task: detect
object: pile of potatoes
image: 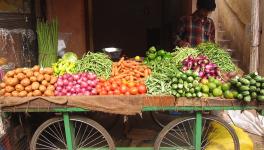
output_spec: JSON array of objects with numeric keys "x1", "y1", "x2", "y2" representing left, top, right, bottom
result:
[{"x1": 0, "y1": 65, "x2": 57, "y2": 97}]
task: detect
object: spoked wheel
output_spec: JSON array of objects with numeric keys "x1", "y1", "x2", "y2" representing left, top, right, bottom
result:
[
  {"x1": 30, "y1": 116, "x2": 115, "y2": 150},
  {"x1": 154, "y1": 115, "x2": 239, "y2": 150},
  {"x1": 151, "y1": 111, "x2": 182, "y2": 128}
]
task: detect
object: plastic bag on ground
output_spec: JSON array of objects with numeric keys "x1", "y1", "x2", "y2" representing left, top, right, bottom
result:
[{"x1": 205, "y1": 121, "x2": 253, "y2": 150}]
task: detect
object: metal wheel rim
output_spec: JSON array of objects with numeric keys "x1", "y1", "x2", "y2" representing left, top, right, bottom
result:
[
  {"x1": 154, "y1": 116, "x2": 239, "y2": 150},
  {"x1": 31, "y1": 117, "x2": 114, "y2": 150}
]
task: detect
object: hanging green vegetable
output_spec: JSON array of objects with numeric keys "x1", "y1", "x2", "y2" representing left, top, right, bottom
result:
[{"x1": 37, "y1": 19, "x2": 58, "y2": 68}]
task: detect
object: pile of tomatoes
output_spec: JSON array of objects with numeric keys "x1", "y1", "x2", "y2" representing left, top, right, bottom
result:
[{"x1": 96, "y1": 78, "x2": 147, "y2": 95}]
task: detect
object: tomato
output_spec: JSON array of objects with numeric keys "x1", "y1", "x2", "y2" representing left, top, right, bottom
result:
[
  {"x1": 100, "y1": 90, "x2": 107, "y2": 95},
  {"x1": 137, "y1": 84, "x2": 147, "y2": 94},
  {"x1": 120, "y1": 85, "x2": 128, "y2": 94},
  {"x1": 122, "y1": 79, "x2": 128, "y2": 85},
  {"x1": 111, "y1": 83, "x2": 118, "y2": 91},
  {"x1": 125, "y1": 91, "x2": 130, "y2": 95},
  {"x1": 116, "y1": 80, "x2": 122, "y2": 86},
  {"x1": 129, "y1": 87, "x2": 138, "y2": 95},
  {"x1": 114, "y1": 89, "x2": 121, "y2": 95},
  {"x1": 108, "y1": 91, "x2": 114, "y2": 95},
  {"x1": 127, "y1": 82, "x2": 135, "y2": 88},
  {"x1": 105, "y1": 85, "x2": 111, "y2": 92}
]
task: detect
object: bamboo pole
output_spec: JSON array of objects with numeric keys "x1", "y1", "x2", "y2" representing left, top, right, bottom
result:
[{"x1": 250, "y1": 0, "x2": 260, "y2": 72}]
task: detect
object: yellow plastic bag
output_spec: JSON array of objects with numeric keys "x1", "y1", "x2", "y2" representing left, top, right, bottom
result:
[{"x1": 206, "y1": 121, "x2": 253, "y2": 150}]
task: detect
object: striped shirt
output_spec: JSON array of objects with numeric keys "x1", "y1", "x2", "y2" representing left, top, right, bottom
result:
[{"x1": 174, "y1": 13, "x2": 215, "y2": 47}]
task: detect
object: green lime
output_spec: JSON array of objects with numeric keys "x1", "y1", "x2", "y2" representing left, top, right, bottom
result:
[
  {"x1": 195, "y1": 86, "x2": 202, "y2": 92},
  {"x1": 181, "y1": 74, "x2": 187, "y2": 80},
  {"x1": 213, "y1": 79, "x2": 222, "y2": 86},
  {"x1": 221, "y1": 83, "x2": 231, "y2": 91},
  {"x1": 208, "y1": 77, "x2": 215, "y2": 83},
  {"x1": 187, "y1": 76, "x2": 194, "y2": 82},
  {"x1": 156, "y1": 56, "x2": 162, "y2": 61},
  {"x1": 208, "y1": 83, "x2": 217, "y2": 90},
  {"x1": 202, "y1": 85, "x2": 209, "y2": 93},
  {"x1": 213, "y1": 88, "x2": 223, "y2": 97},
  {"x1": 224, "y1": 90, "x2": 234, "y2": 99}
]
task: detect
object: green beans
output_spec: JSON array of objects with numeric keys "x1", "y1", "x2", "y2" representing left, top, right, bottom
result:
[
  {"x1": 75, "y1": 52, "x2": 113, "y2": 79},
  {"x1": 196, "y1": 42, "x2": 237, "y2": 72},
  {"x1": 171, "y1": 47, "x2": 200, "y2": 66}
]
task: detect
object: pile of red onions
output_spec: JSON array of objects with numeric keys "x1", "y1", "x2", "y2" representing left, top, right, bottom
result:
[
  {"x1": 182, "y1": 55, "x2": 221, "y2": 79},
  {"x1": 55, "y1": 72, "x2": 99, "y2": 96}
]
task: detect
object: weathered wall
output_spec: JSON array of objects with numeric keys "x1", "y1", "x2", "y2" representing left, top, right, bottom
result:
[
  {"x1": 46, "y1": 0, "x2": 87, "y2": 57},
  {"x1": 217, "y1": 0, "x2": 251, "y2": 73},
  {"x1": 259, "y1": 1, "x2": 264, "y2": 76}
]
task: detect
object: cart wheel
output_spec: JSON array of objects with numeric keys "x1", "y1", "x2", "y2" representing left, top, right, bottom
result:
[
  {"x1": 154, "y1": 115, "x2": 239, "y2": 150},
  {"x1": 151, "y1": 111, "x2": 183, "y2": 128},
  {"x1": 30, "y1": 116, "x2": 115, "y2": 150}
]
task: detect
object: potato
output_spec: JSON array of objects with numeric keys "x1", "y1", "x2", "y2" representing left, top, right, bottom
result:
[
  {"x1": 21, "y1": 78, "x2": 31, "y2": 87},
  {"x1": 41, "y1": 80, "x2": 48, "y2": 87},
  {"x1": 22, "y1": 68, "x2": 31, "y2": 74},
  {"x1": 25, "y1": 70, "x2": 34, "y2": 77},
  {"x1": 44, "y1": 90, "x2": 54, "y2": 96},
  {"x1": 18, "y1": 91, "x2": 27, "y2": 97},
  {"x1": 47, "y1": 85, "x2": 55, "y2": 91},
  {"x1": 17, "y1": 73, "x2": 26, "y2": 80},
  {"x1": 32, "y1": 65, "x2": 40, "y2": 72},
  {"x1": 50, "y1": 76, "x2": 58, "y2": 84},
  {"x1": 27, "y1": 92, "x2": 33, "y2": 97},
  {"x1": 5, "y1": 78, "x2": 19, "y2": 86},
  {"x1": 44, "y1": 74, "x2": 51, "y2": 82},
  {"x1": 44, "y1": 67, "x2": 53, "y2": 75},
  {"x1": 32, "y1": 82, "x2": 40, "y2": 90},
  {"x1": 15, "y1": 68, "x2": 23, "y2": 74},
  {"x1": 4, "y1": 93, "x2": 11, "y2": 97},
  {"x1": 6, "y1": 71, "x2": 15, "y2": 77},
  {"x1": 0, "y1": 83, "x2": 6, "y2": 88},
  {"x1": 0, "y1": 89, "x2": 5, "y2": 96},
  {"x1": 39, "y1": 85, "x2": 47, "y2": 92},
  {"x1": 37, "y1": 74, "x2": 44, "y2": 82},
  {"x1": 15, "y1": 84, "x2": 24, "y2": 92},
  {"x1": 11, "y1": 91, "x2": 19, "y2": 97},
  {"x1": 34, "y1": 72, "x2": 40, "y2": 77},
  {"x1": 30, "y1": 76, "x2": 37, "y2": 82},
  {"x1": 33, "y1": 90, "x2": 42, "y2": 96},
  {"x1": 39, "y1": 69, "x2": 45, "y2": 74},
  {"x1": 25, "y1": 85, "x2": 32, "y2": 92},
  {"x1": 5, "y1": 86, "x2": 15, "y2": 93}
]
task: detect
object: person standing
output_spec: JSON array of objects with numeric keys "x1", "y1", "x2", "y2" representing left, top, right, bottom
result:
[{"x1": 174, "y1": 0, "x2": 216, "y2": 47}]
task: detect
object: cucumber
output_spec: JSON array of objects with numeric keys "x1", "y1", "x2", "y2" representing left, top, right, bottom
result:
[
  {"x1": 260, "y1": 89, "x2": 264, "y2": 95},
  {"x1": 251, "y1": 92, "x2": 257, "y2": 99},
  {"x1": 244, "y1": 75, "x2": 252, "y2": 80},
  {"x1": 254, "y1": 76, "x2": 262, "y2": 82},
  {"x1": 242, "y1": 91, "x2": 250, "y2": 96},
  {"x1": 256, "y1": 88, "x2": 261, "y2": 92},
  {"x1": 250, "y1": 79, "x2": 256, "y2": 85},
  {"x1": 243, "y1": 95, "x2": 251, "y2": 102},
  {"x1": 237, "y1": 94, "x2": 243, "y2": 100},
  {"x1": 239, "y1": 78, "x2": 250, "y2": 85},
  {"x1": 239, "y1": 86, "x2": 250, "y2": 91},
  {"x1": 249, "y1": 86, "x2": 257, "y2": 92},
  {"x1": 249, "y1": 72, "x2": 258, "y2": 78},
  {"x1": 256, "y1": 83, "x2": 261, "y2": 87},
  {"x1": 230, "y1": 78, "x2": 238, "y2": 85},
  {"x1": 262, "y1": 83, "x2": 264, "y2": 88},
  {"x1": 236, "y1": 82, "x2": 242, "y2": 87},
  {"x1": 257, "y1": 95, "x2": 264, "y2": 102}
]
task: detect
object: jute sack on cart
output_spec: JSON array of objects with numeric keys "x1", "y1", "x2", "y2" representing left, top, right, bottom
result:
[{"x1": 205, "y1": 121, "x2": 253, "y2": 150}]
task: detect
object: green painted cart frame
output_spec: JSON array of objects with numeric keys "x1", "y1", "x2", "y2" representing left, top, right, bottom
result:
[{"x1": 1, "y1": 97, "x2": 263, "y2": 150}]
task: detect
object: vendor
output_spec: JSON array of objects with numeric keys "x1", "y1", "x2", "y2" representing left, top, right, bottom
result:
[{"x1": 174, "y1": 0, "x2": 216, "y2": 47}]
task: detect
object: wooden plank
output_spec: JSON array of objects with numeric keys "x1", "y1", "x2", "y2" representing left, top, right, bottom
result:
[{"x1": 250, "y1": 0, "x2": 260, "y2": 72}]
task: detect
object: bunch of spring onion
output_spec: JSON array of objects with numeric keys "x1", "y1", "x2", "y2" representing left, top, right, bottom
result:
[
  {"x1": 182, "y1": 55, "x2": 221, "y2": 80},
  {"x1": 37, "y1": 19, "x2": 58, "y2": 68}
]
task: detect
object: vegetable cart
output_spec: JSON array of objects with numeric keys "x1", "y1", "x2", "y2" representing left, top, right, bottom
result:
[{"x1": 1, "y1": 96, "x2": 263, "y2": 150}]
